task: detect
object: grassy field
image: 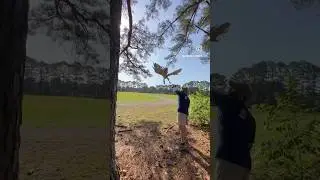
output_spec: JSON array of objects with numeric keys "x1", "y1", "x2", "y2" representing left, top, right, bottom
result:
[
  {"x1": 22, "y1": 92, "x2": 319, "y2": 140},
  {"x1": 117, "y1": 92, "x2": 169, "y2": 103},
  {"x1": 22, "y1": 92, "x2": 176, "y2": 128},
  {"x1": 157, "y1": 93, "x2": 178, "y2": 100},
  {"x1": 26, "y1": 92, "x2": 314, "y2": 143}
]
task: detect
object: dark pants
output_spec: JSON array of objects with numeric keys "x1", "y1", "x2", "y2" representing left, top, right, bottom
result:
[{"x1": 215, "y1": 158, "x2": 250, "y2": 180}]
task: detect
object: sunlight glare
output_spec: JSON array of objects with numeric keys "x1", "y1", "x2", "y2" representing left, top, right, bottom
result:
[{"x1": 120, "y1": 16, "x2": 129, "y2": 32}]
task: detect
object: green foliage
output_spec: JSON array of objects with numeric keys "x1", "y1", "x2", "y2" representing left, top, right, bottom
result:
[
  {"x1": 253, "y1": 77, "x2": 320, "y2": 180},
  {"x1": 189, "y1": 90, "x2": 210, "y2": 126},
  {"x1": 255, "y1": 104, "x2": 272, "y2": 113},
  {"x1": 146, "y1": 0, "x2": 211, "y2": 65}
]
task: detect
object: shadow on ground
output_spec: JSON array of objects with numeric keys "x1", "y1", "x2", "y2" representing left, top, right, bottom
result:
[{"x1": 116, "y1": 120, "x2": 210, "y2": 180}]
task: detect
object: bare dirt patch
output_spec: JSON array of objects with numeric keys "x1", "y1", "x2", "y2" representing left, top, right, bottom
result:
[
  {"x1": 20, "y1": 124, "x2": 209, "y2": 180},
  {"x1": 116, "y1": 123, "x2": 210, "y2": 180}
]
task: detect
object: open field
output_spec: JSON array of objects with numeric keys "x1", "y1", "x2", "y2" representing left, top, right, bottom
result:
[
  {"x1": 117, "y1": 92, "x2": 172, "y2": 103},
  {"x1": 22, "y1": 93, "x2": 176, "y2": 128},
  {"x1": 20, "y1": 92, "x2": 209, "y2": 180}
]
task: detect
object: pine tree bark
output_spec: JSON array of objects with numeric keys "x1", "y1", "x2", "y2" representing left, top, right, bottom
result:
[
  {"x1": 209, "y1": 1, "x2": 216, "y2": 178},
  {"x1": 106, "y1": 0, "x2": 122, "y2": 179},
  {"x1": 0, "y1": 0, "x2": 29, "y2": 179}
]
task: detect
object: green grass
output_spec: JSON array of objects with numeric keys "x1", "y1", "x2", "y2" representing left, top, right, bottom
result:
[
  {"x1": 249, "y1": 109, "x2": 320, "y2": 143},
  {"x1": 157, "y1": 93, "x2": 177, "y2": 100},
  {"x1": 118, "y1": 92, "x2": 177, "y2": 102},
  {"x1": 23, "y1": 95, "x2": 111, "y2": 128},
  {"x1": 22, "y1": 93, "x2": 177, "y2": 128},
  {"x1": 117, "y1": 104, "x2": 176, "y2": 127},
  {"x1": 212, "y1": 107, "x2": 319, "y2": 143},
  {"x1": 117, "y1": 92, "x2": 162, "y2": 103}
]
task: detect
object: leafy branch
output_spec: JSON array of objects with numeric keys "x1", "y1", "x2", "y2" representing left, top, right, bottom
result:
[{"x1": 29, "y1": 0, "x2": 162, "y2": 80}]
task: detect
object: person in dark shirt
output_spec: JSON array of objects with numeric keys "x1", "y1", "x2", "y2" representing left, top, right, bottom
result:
[
  {"x1": 211, "y1": 80, "x2": 256, "y2": 180},
  {"x1": 172, "y1": 86, "x2": 190, "y2": 148}
]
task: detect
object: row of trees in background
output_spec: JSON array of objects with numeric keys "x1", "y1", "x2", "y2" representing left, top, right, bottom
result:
[
  {"x1": 25, "y1": 56, "x2": 320, "y2": 110},
  {"x1": 24, "y1": 57, "x2": 210, "y2": 97},
  {"x1": 211, "y1": 60, "x2": 320, "y2": 111},
  {"x1": 118, "y1": 80, "x2": 210, "y2": 94}
]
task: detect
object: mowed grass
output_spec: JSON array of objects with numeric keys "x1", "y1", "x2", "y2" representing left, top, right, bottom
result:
[
  {"x1": 117, "y1": 92, "x2": 163, "y2": 103},
  {"x1": 211, "y1": 107, "x2": 319, "y2": 143},
  {"x1": 117, "y1": 104, "x2": 177, "y2": 127},
  {"x1": 157, "y1": 93, "x2": 177, "y2": 100},
  {"x1": 22, "y1": 95, "x2": 111, "y2": 128},
  {"x1": 22, "y1": 93, "x2": 177, "y2": 128}
]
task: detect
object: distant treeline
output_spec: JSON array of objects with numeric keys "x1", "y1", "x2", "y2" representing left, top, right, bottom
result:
[
  {"x1": 24, "y1": 77, "x2": 112, "y2": 98},
  {"x1": 24, "y1": 56, "x2": 320, "y2": 110},
  {"x1": 24, "y1": 56, "x2": 210, "y2": 97},
  {"x1": 211, "y1": 60, "x2": 320, "y2": 110},
  {"x1": 23, "y1": 77, "x2": 210, "y2": 98}
]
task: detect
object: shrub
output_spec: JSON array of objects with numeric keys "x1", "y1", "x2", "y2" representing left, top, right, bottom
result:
[
  {"x1": 189, "y1": 90, "x2": 210, "y2": 126},
  {"x1": 252, "y1": 78, "x2": 320, "y2": 180}
]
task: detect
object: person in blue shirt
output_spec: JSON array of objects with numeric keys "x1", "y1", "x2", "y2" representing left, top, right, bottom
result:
[
  {"x1": 172, "y1": 85, "x2": 190, "y2": 148},
  {"x1": 211, "y1": 80, "x2": 256, "y2": 180}
]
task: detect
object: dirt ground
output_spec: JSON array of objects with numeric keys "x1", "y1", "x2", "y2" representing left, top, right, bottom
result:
[
  {"x1": 20, "y1": 124, "x2": 210, "y2": 180},
  {"x1": 116, "y1": 123, "x2": 210, "y2": 180}
]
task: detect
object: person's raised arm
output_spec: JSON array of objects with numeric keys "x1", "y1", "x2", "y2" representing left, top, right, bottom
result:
[{"x1": 171, "y1": 85, "x2": 181, "y2": 95}]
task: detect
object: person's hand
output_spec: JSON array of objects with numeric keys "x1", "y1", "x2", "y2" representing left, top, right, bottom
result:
[{"x1": 171, "y1": 85, "x2": 180, "y2": 91}]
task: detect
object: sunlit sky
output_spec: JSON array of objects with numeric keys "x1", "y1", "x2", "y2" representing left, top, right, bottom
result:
[{"x1": 118, "y1": 1, "x2": 210, "y2": 86}]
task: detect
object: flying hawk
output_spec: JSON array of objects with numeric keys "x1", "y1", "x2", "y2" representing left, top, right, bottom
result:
[{"x1": 153, "y1": 63, "x2": 182, "y2": 84}]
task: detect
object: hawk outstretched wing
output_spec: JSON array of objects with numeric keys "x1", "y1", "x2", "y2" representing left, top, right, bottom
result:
[
  {"x1": 167, "y1": 68, "x2": 182, "y2": 77},
  {"x1": 153, "y1": 63, "x2": 168, "y2": 77},
  {"x1": 153, "y1": 63, "x2": 182, "y2": 84}
]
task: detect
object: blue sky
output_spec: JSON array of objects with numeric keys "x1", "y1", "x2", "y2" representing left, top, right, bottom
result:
[{"x1": 118, "y1": 0, "x2": 210, "y2": 86}]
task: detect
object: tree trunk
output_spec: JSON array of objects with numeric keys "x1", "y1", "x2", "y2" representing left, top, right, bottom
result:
[
  {"x1": 106, "y1": 0, "x2": 122, "y2": 179},
  {"x1": 0, "y1": 0, "x2": 29, "y2": 179},
  {"x1": 210, "y1": 0, "x2": 216, "y2": 178}
]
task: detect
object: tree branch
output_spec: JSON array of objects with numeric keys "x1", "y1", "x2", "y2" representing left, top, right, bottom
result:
[
  {"x1": 194, "y1": 24, "x2": 209, "y2": 35},
  {"x1": 120, "y1": 0, "x2": 133, "y2": 56},
  {"x1": 158, "y1": 0, "x2": 205, "y2": 38},
  {"x1": 166, "y1": 3, "x2": 199, "y2": 64}
]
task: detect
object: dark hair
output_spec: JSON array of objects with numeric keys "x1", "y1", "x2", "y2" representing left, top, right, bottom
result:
[
  {"x1": 182, "y1": 87, "x2": 188, "y2": 94},
  {"x1": 227, "y1": 84, "x2": 252, "y2": 101}
]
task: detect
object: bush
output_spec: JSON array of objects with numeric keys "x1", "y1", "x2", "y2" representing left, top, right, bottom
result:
[
  {"x1": 189, "y1": 91, "x2": 210, "y2": 126},
  {"x1": 252, "y1": 78, "x2": 320, "y2": 180}
]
